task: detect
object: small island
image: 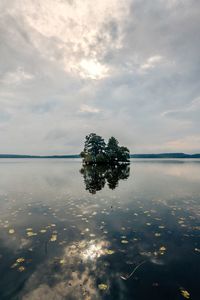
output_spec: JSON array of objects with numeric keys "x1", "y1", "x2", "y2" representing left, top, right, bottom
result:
[{"x1": 80, "y1": 133, "x2": 130, "y2": 165}]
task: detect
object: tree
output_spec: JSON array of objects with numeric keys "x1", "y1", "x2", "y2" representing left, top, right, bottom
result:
[
  {"x1": 80, "y1": 133, "x2": 130, "y2": 164},
  {"x1": 118, "y1": 146, "x2": 130, "y2": 162},
  {"x1": 106, "y1": 137, "x2": 119, "y2": 162},
  {"x1": 106, "y1": 137, "x2": 130, "y2": 163},
  {"x1": 81, "y1": 133, "x2": 106, "y2": 164}
]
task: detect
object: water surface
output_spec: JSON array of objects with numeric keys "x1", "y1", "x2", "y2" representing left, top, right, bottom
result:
[{"x1": 0, "y1": 159, "x2": 199, "y2": 300}]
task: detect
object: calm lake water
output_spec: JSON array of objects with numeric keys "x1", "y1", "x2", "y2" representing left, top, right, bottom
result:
[{"x1": 0, "y1": 159, "x2": 199, "y2": 300}]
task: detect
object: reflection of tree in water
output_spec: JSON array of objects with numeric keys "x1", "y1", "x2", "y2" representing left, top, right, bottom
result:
[{"x1": 80, "y1": 164, "x2": 130, "y2": 194}]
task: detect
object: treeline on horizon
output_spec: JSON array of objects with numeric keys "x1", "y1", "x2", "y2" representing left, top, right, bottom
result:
[{"x1": 0, "y1": 153, "x2": 200, "y2": 159}]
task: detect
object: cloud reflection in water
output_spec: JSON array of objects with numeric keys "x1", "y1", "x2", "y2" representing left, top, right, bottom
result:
[{"x1": 21, "y1": 239, "x2": 112, "y2": 300}]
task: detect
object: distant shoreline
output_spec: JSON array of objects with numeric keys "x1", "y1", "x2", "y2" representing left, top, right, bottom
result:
[{"x1": 0, "y1": 153, "x2": 200, "y2": 159}]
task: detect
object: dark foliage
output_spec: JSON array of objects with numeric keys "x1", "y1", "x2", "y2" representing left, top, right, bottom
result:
[{"x1": 80, "y1": 133, "x2": 130, "y2": 164}]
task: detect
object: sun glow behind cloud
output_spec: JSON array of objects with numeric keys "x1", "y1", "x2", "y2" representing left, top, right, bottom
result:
[
  {"x1": 6, "y1": 0, "x2": 128, "y2": 79},
  {"x1": 79, "y1": 59, "x2": 109, "y2": 79}
]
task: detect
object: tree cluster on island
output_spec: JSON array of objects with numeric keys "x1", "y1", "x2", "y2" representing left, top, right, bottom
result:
[{"x1": 80, "y1": 133, "x2": 130, "y2": 164}]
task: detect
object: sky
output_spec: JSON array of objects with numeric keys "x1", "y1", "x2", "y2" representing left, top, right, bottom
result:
[{"x1": 0, "y1": 0, "x2": 200, "y2": 155}]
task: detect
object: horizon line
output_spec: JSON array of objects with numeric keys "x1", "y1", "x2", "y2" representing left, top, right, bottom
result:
[{"x1": 0, "y1": 152, "x2": 200, "y2": 158}]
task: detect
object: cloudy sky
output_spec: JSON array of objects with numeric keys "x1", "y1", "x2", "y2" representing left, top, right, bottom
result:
[{"x1": 0, "y1": 0, "x2": 200, "y2": 155}]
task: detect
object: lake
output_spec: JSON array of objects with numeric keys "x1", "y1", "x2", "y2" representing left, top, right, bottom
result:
[{"x1": 0, "y1": 159, "x2": 199, "y2": 300}]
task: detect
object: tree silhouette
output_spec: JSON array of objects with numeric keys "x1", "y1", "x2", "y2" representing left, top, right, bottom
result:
[
  {"x1": 80, "y1": 164, "x2": 130, "y2": 194},
  {"x1": 80, "y1": 133, "x2": 130, "y2": 164}
]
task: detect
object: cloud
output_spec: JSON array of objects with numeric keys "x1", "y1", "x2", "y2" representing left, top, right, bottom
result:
[
  {"x1": 0, "y1": 0, "x2": 200, "y2": 154},
  {"x1": 79, "y1": 104, "x2": 101, "y2": 114},
  {"x1": 140, "y1": 55, "x2": 163, "y2": 71},
  {"x1": 162, "y1": 97, "x2": 200, "y2": 117},
  {"x1": 165, "y1": 135, "x2": 200, "y2": 152},
  {"x1": 0, "y1": 67, "x2": 34, "y2": 85},
  {"x1": 78, "y1": 59, "x2": 109, "y2": 79},
  {"x1": 20, "y1": 239, "x2": 112, "y2": 300}
]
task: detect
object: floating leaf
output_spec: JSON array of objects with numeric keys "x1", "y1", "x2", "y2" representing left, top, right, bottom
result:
[
  {"x1": 194, "y1": 248, "x2": 200, "y2": 253},
  {"x1": 27, "y1": 231, "x2": 37, "y2": 237},
  {"x1": 40, "y1": 229, "x2": 47, "y2": 233},
  {"x1": 50, "y1": 234, "x2": 57, "y2": 242},
  {"x1": 121, "y1": 240, "x2": 129, "y2": 244},
  {"x1": 9, "y1": 229, "x2": 15, "y2": 234},
  {"x1": 60, "y1": 259, "x2": 65, "y2": 264},
  {"x1": 178, "y1": 220, "x2": 184, "y2": 224},
  {"x1": 159, "y1": 246, "x2": 166, "y2": 251},
  {"x1": 105, "y1": 249, "x2": 115, "y2": 255},
  {"x1": 158, "y1": 226, "x2": 165, "y2": 229},
  {"x1": 18, "y1": 266, "x2": 25, "y2": 272},
  {"x1": 180, "y1": 288, "x2": 190, "y2": 299},
  {"x1": 11, "y1": 263, "x2": 18, "y2": 269},
  {"x1": 16, "y1": 257, "x2": 25, "y2": 263},
  {"x1": 98, "y1": 283, "x2": 108, "y2": 290},
  {"x1": 155, "y1": 233, "x2": 161, "y2": 237}
]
